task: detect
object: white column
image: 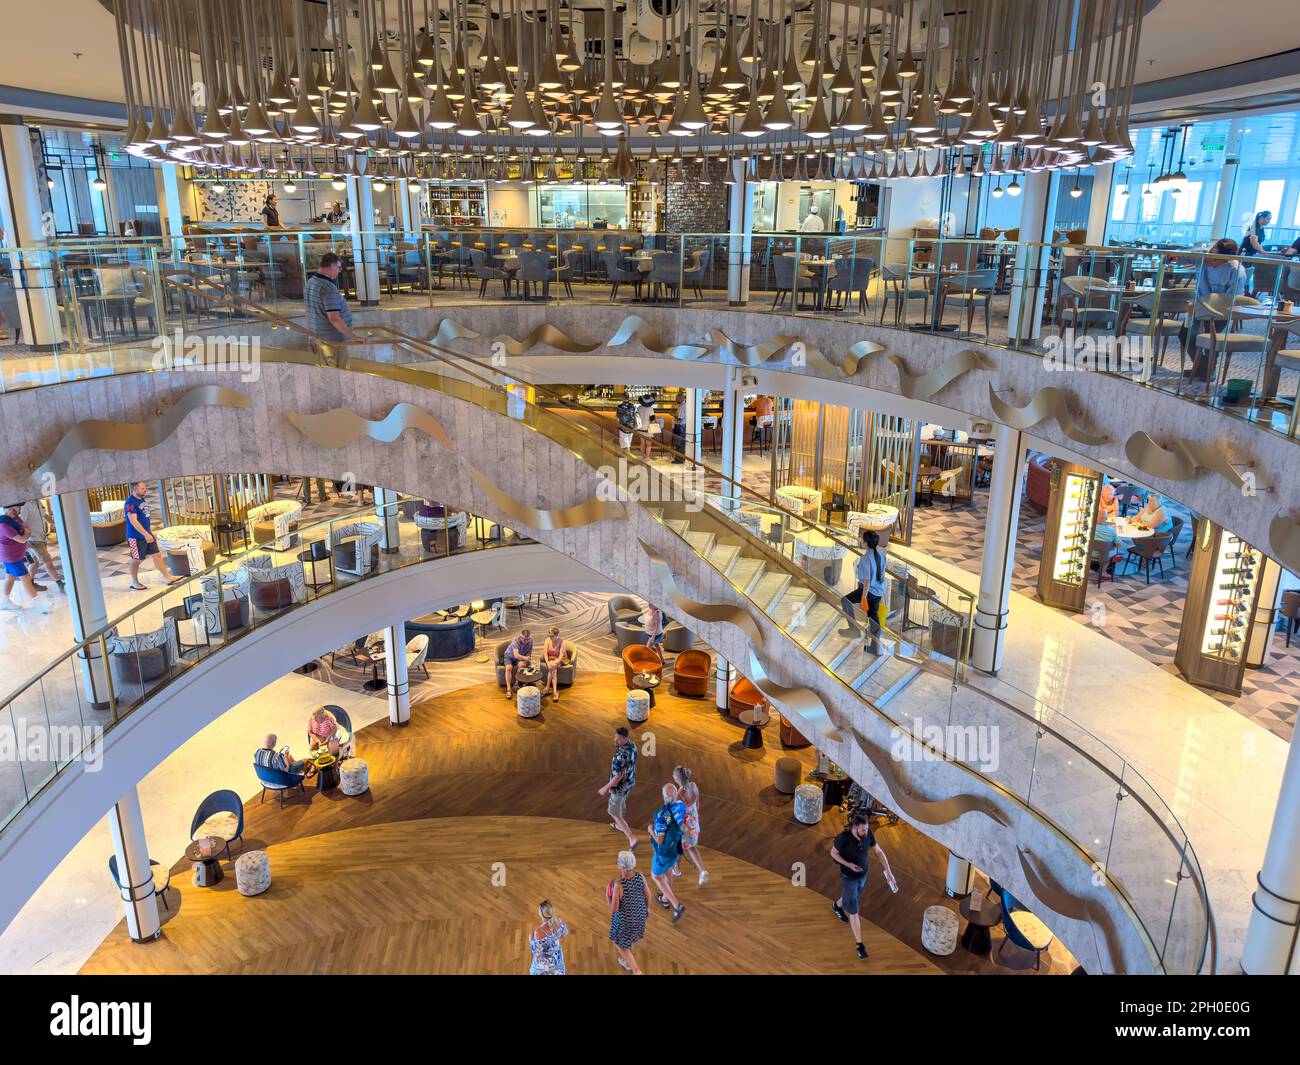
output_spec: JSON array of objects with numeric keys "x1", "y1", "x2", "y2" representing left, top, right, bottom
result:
[
  {"x1": 108, "y1": 787, "x2": 162, "y2": 942},
  {"x1": 684, "y1": 387, "x2": 702, "y2": 464},
  {"x1": 719, "y1": 366, "x2": 745, "y2": 501},
  {"x1": 50, "y1": 491, "x2": 111, "y2": 709},
  {"x1": 346, "y1": 176, "x2": 381, "y2": 305},
  {"x1": 970, "y1": 422, "x2": 1026, "y2": 673},
  {"x1": 714, "y1": 655, "x2": 732, "y2": 712},
  {"x1": 726, "y1": 158, "x2": 753, "y2": 305},
  {"x1": 1245, "y1": 558, "x2": 1282, "y2": 669},
  {"x1": 396, "y1": 178, "x2": 413, "y2": 236},
  {"x1": 383, "y1": 622, "x2": 411, "y2": 726},
  {"x1": 1241, "y1": 731, "x2": 1300, "y2": 973},
  {"x1": 1084, "y1": 162, "x2": 1114, "y2": 246},
  {"x1": 159, "y1": 165, "x2": 187, "y2": 259},
  {"x1": 0, "y1": 117, "x2": 63, "y2": 349},
  {"x1": 1210, "y1": 118, "x2": 1246, "y2": 239},
  {"x1": 1006, "y1": 171, "x2": 1059, "y2": 343},
  {"x1": 374, "y1": 487, "x2": 401, "y2": 554}
]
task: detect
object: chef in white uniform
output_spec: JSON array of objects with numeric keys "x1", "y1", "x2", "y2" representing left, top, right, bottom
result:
[{"x1": 800, "y1": 203, "x2": 826, "y2": 233}]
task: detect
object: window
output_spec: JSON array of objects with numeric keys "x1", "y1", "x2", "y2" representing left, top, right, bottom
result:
[
  {"x1": 1171, "y1": 181, "x2": 1202, "y2": 223},
  {"x1": 1253, "y1": 179, "x2": 1284, "y2": 221},
  {"x1": 1110, "y1": 186, "x2": 1130, "y2": 221}
]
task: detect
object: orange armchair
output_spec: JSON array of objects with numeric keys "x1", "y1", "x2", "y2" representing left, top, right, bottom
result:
[
  {"x1": 622, "y1": 644, "x2": 664, "y2": 688},
  {"x1": 673, "y1": 650, "x2": 712, "y2": 697},
  {"x1": 779, "y1": 713, "x2": 812, "y2": 748},
  {"x1": 728, "y1": 676, "x2": 765, "y2": 721}
]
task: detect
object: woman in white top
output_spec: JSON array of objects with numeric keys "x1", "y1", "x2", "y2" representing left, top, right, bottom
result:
[{"x1": 635, "y1": 395, "x2": 659, "y2": 460}]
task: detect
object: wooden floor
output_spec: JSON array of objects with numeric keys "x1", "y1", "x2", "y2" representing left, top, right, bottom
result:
[{"x1": 83, "y1": 673, "x2": 1071, "y2": 975}]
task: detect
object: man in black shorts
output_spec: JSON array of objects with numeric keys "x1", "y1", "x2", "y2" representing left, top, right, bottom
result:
[{"x1": 830, "y1": 812, "x2": 894, "y2": 960}]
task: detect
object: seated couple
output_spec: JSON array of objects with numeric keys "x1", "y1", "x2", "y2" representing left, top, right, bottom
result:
[
  {"x1": 503, "y1": 626, "x2": 571, "y2": 702},
  {"x1": 254, "y1": 733, "x2": 315, "y2": 777}
]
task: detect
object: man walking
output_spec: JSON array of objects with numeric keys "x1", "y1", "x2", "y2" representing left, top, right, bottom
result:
[
  {"x1": 830, "y1": 813, "x2": 894, "y2": 960},
  {"x1": 648, "y1": 782, "x2": 687, "y2": 922},
  {"x1": 599, "y1": 726, "x2": 638, "y2": 850},
  {"x1": 305, "y1": 252, "x2": 363, "y2": 350},
  {"x1": 19, "y1": 499, "x2": 62, "y2": 591},
  {"x1": 1, "y1": 503, "x2": 53, "y2": 613},
  {"x1": 123, "y1": 481, "x2": 181, "y2": 590}
]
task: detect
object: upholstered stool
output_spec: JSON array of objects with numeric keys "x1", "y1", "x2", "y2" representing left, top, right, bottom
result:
[
  {"x1": 774, "y1": 757, "x2": 802, "y2": 795},
  {"x1": 626, "y1": 689, "x2": 651, "y2": 723},
  {"x1": 921, "y1": 905, "x2": 960, "y2": 956},
  {"x1": 793, "y1": 783, "x2": 824, "y2": 825},
  {"x1": 517, "y1": 686, "x2": 542, "y2": 718},
  {"x1": 235, "y1": 850, "x2": 271, "y2": 897},
  {"x1": 339, "y1": 758, "x2": 369, "y2": 796}
]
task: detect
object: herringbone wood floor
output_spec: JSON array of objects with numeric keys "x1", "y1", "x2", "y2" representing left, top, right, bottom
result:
[{"x1": 82, "y1": 674, "x2": 1072, "y2": 974}]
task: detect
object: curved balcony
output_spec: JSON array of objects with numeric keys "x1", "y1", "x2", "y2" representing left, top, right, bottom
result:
[{"x1": 0, "y1": 327, "x2": 1214, "y2": 974}]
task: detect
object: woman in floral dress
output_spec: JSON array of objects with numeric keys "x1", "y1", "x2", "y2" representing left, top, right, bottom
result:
[
  {"x1": 674, "y1": 765, "x2": 710, "y2": 887},
  {"x1": 608, "y1": 849, "x2": 652, "y2": 974},
  {"x1": 528, "y1": 900, "x2": 569, "y2": 975}
]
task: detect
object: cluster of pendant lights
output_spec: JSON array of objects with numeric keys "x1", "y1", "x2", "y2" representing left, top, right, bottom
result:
[{"x1": 113, "y1": 0, "x2": 1146, "y2": 188}]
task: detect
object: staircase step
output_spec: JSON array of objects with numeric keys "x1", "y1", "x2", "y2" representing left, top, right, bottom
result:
[
  {"x1": 852, "y1": 654, "x2": 922, "y2": 706},
  {"x1": 683, "y1": 528, "x2": 716, "y2": 558},
  {"x1": 727, "y1": 555, "x2": 766, "y2": 597},
  {"x1": 771, "y1": 587, "x2": 817, "y2": 636},
  {"x1": 750, "y1": 570, "x2": 794, "y2": 613},
  {"x1": 801, "y1": 604, "x2": 843, "y2": 651},
  {"x1": 705, "y1": 541, "x2": 741, "y2": 577},
  {"x1": 664, "y1": 518, "x2": 691, "y2": 538}
]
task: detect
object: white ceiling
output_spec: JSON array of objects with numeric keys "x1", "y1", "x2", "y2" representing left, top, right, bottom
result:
[{"x1": 1, "y1": 0, "x2": 1298, "y2": 119}]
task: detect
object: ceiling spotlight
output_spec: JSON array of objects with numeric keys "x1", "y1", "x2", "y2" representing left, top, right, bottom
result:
[
  {"x1": 1006, "y1": 178, "x2": 1021, "y2": 197},
  {"x1": 283, "y1": 180, "x2": 298, "y2": 193},
  {"x1": 991, "y1": 184, "x2": 1003, "y2": 198},
  {"x1": 212, "y1": 182, "x2": 227, "y2": 194},
  {"x1": 91, "y1": 175, "x2": 108, "y2": 192},
  {"x1": 331, "y1": 177, "x2": 347, "y2": 191},
  {"x1": 372, "y1": 178, "x2": 387, "y2": 192}
]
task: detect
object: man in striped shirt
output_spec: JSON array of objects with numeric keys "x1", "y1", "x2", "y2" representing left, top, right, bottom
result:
[
  {"x1": 254, "y1": 734, "x2": 309, "y2": 776},
  {"x1": 305, "y1": 253, "x2": 362, "y2": 347}
]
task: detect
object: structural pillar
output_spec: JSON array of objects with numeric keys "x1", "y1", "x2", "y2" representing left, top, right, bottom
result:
[
  {"x1": 1084, "y1": 162, "x2": 1114, "y2": 246},
  {"x1": 683, "y1": 386, "x2": 702, "y2": 465},
  {"x1": 1210, "y1": 118, "x2": 1246, "y2": 239},
  {"x1": 108, "y1": 787, "x2": 162, "y2": 942},
  {"x1": 970, "y1": 422, "x2": 1026, "y2": 673},
  {"x1": 346, "y1": 175, "x2": 381, "y2": 306},
  {"x1": 50, "y1": 490, "x2": 111, "y2": 708},
  {"x1": 0, "y1": 116, "x2": 63, "y2": 350},
  {"x1": 1006, "y1": 171, "x2": 1059, "y2": 343},
  {"x1": 726, "y1": 157, "x2": 753, "y2": 305},
  {"x1": 1242, "y1": 730, "x2": 1300, "y2": 973},
  {"x1": 159, "y1": 165, "x2": 187, "y2": 260},
  {"x1": 719, "y1": 366, "x2": 745, "y2": 502},
  {"x1": 383, "y1": 622, "x2": 411, "y2": 726},
  {"x1": 374, "y1": 487, "x2": 401, "y2": 553}
]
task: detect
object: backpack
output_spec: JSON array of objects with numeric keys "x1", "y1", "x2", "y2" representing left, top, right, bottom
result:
[
  {"x1": 657, "y1": 803, "x2": 684, "y2": 855},
  {"x1": 616, "y1": 400, "x2": 638, "y2": 431}
]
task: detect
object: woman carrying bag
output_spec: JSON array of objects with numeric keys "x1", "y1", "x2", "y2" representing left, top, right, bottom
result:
[{"x1": 839, "y1": 529, "x2": 887, "y2": 655}]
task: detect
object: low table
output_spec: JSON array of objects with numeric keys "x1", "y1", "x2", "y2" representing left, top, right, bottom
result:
[
  {"x1": 738, "y1": 705, "x2": 771, "y2": 750},
  {"x1": 362, "y1": 642, "x2": 386, "y2": 691},
  {"x1": 186, "y1": 836, "x2": 225, "y2": 887},
  {"x1": 632, "y1": 672, "x2": 661, "y2": 708},
  {"x1": 959, "y1": 891, "x2": 1005, "y2": 956},
  {"x1": 313, "y1": 753, "x2": 341, "y2": 793}
]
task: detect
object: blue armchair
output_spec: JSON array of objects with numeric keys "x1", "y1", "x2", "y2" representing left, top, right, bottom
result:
[
  {"x1": 108, "y1": 854, "x2": 173, "y2": 911},
  {"x1": 254, "y1": 761, "x2": 308, "y2": 807},
  {"x1": 189, "y1": 789, "x2": 245, "y2": 860},
  {"x1": 997, "y1": 887, "x2": 1055, "y2": 970}
]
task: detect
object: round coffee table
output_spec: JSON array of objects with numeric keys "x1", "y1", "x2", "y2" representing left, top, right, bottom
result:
[
  {"x1": 632, "y1": 672, "x2": 660, "y2": 708},
  {"x1": 959, "y1": 891, "x2": 1005, "y2": 956},
  {"x1": 314, "y1": 753, "x2": 341, "y2": 793},
  {"x1": 738, "y1": 705, "x2": 771, "y2": 749},
  {"x1": 185, "y1": 836, "x2": 225, "y2": 887},
  {"x1": 362, "y1": 641, "x2": 386, "y2": 691}
]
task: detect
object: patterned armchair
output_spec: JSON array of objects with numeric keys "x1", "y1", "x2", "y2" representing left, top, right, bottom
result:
[
  {"x1": 242, "y1": 554, "x2": 308, "y2": 613},
  {"x1": 414, "y1": 506, "x2": 467, "y2": 553},
  {"x1": 196, "y1": 573, "x2": 251, "y2": 635},
  {"x1": 155, "y1": 524, "x2": 215, "y2": 576},
  {"x1": 775, "y1": 485, "x2": 822, "y2": 518},
  {"x1": 247, "y1": 499, "x2": 303, "y2": 548},
  {"x1": 328, "y1": 521, "x2": 384, "y2": 577},
  {"x1": 107, "y1": 616, "x2": 180, "y2": 690}
]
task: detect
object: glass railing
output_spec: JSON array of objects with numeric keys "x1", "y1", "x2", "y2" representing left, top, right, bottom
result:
[
  {"x1": 0, "y1": 494, "x2": 530, "y2": 836},
  {"x1": 3, "y1": 229, "x2": 1297, "y2": 449}
]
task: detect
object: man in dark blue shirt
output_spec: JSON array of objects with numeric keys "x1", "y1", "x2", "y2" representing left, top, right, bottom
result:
[
  {"x1": 831, "y1": 813, "x2": 894, "y2": 960},
  {"x1": 124, "y1": 481, "x2": 180, "y2": 590}
]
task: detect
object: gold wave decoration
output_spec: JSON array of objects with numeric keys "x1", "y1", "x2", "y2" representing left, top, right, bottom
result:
[
  {"x1": 853, "y1": 735, "x2": 1012, "y2": 828},
  {"x1": 745, "y1": 649, "x2": 844, "y2": 742},
  {"x1": 32, "y1": 385, "x2": 251, "y2": 483},
  {"x1": 1124, "y1": 432, "x2": 1250, "y2": 492},
  {"x1": 427, "y1": 319, "x2": 482, "y2": 345},
  {"x1": 638, "y1": 538, "x2": 764, "y2": 648},
  {"x1": 493, "y1": 323, "x2": 601, "y2": 355},
  {"x1": 987, "y1": 385, "x2": 1112, "y2": 447},
  {"x1": 1015, "y1": 847, "x2": 1125, "y2": 973},
  {"x1": 285, "y1": 403, "x2": 626, "y2": 531},
  {"x1": 889, "y1": 349, "x2": 991, "y2": 400},
  {"x1": 606, "y1": 315, "x2": 711, "y2": 359},
  {"x1": 1269, "y1": 512, "x2": 1300, "y2": 573},
  {"x1": 705, "y1": 329, "x2": 882, "y2": 377}
]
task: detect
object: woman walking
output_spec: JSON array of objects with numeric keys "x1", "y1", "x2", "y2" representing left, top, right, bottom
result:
[
  {"x1": 673, "y1": 766, "x2": 710, "y2": 886},
  {"x1": 609, "y1": 849, "x2": 652, "y2": 973},
  {"x1": 542, "y1": 626, "x2": 565, "y2": 702},
  {"x1": 527, "y1": 900, "x2": 569, "y2": 975}
]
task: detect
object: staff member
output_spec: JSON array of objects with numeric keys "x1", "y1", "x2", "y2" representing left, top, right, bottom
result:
[{"x1": 261, "y1": 193, "x2": 283, "y2": 230}]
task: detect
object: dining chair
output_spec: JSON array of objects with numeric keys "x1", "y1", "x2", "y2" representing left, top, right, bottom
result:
[
  {"x1": 772, "y1": 253, "x2": 813, "y2": 311},
  {"x1": 1193, "y1": 293, "x2": 1266, "y2": 388},
  {"x1": 516, "y1": 250, "x2": 552, "y2": 300},
  {"x1": 1119, "y1": 289, "x2": 1194, "y2": 374},
  {"x1": 1281, "y1": 590, "x2": 1300, "y2": 648},
  {"x1": 468, "y1": 248, "x2": 510, "y2": 300},
  {"x1": 554, "y1": 247, "x2": 581, "y2": 298},
  {"x1": 1122, "y1": 532, "x2": 1173, "y2": 583},
  {"x1": 879, "y1": 262, "x2": 929, "y2": 325},
  {"x1": 938, "y1": 268, "x2": 997, "y2": 337},
  {"x1": 1163, "y1": 515, "x2": 1185, "y2": 569},
  {"x1": 648, "y1": 251, "x2": 681, "y2": 303},
  {"x1": 681, "y1": 248, "x2": 710, "y2": 301},
  {"x1": 1115, "y1": 484, "x2": 1143, "y2": 517},
  {"x1": 825, "y1": 255, "x2": 876, "y2": 315},
  {"x1": 602, "y1": 251, "x2": 643, "y2": 302},
  {"x1": 1059, "y1": 275, "x2": 1121, "y2": 337}
]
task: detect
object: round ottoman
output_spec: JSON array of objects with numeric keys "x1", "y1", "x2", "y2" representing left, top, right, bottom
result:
[
  {"x1": 774, "y1": 757, "x2": 802, "y2": 795},
  {"x1": 626, "y1": 689, "x2": 650, "y2": 723},
  {"x1": 921, "y1": 905, "x2": 960, "y2": 956},
  {"x1": 793, "y1": 783, "x2": 824, "y2": 825},
  {"x1": 517, "y1": 686, "x2": 542, "y2": 718},
  {"x1": 340, "y1": 757, "x2": 370, "y2": 796},
  {"x1": 235, "y1": 850, "x2": 271, "y2": 897}
]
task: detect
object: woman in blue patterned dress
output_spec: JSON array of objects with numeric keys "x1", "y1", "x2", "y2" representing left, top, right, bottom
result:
[
  {"x1": 528, "y1": 900, "x2": 569, "y2": 975},
  {"x1": 608, "y1": 849, "x2": 652, "y2": 974}
]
